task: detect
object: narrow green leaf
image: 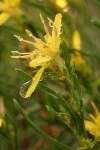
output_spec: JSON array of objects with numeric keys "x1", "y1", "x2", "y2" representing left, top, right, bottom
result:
[
  {"x1": 15, "y1": 68, "x2": 32, "y2": 81},
  {"x1": 13, "y1": 99, "x2": 72, "y2": 150},
  {"x1": 61, "y1": 41, "x2": 71, "y2": 71},
  {"x1": 57, "y1": 94, "x2": 76, "y2": 120}
]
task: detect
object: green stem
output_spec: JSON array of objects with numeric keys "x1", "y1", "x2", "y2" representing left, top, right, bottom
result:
[{"x1": 13, "y1": 99, "x2": 72, "y2": 150}]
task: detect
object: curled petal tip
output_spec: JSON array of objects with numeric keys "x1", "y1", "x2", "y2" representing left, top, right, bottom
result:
[
  {"x1": 25, "y1": 29, "x2": 32, "y2": 36},
  {"x1": 14, "y1": 35, "x2": 23, "y2": 41}
]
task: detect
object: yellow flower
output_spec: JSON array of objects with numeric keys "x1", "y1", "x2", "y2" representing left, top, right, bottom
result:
[
  {"x1": 50, "y1": 0, "x2": 68, "y2": 9},
  {"x1": 71, "y1": 30, "x2": 87, "y2": 74},
  {"x1": 0, "y1": 118, "x2": 3, "y2": 127},
  {"x1": 72, "y1": 30, "x2": 81, "y2": 51},
  {"x1": 0, "y1": 96, "x2": 5, "y2": 127},
  {"x1": 85, "y1": 102, "x2": 100, "y2": 138},
  {"x1": 11, "y1": 13, "x2": 64, "y2": 98},
  {"x1": 0, "y1": 0, "x2": 22, "y2": 25}
]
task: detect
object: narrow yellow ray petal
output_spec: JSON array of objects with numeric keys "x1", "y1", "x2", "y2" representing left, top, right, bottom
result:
[
  {"x1": 94, "y1": 116, "x2": 100, "y2": 127},
  {"x1": 40, "y1": 14, "x2": 52, "y2": 44},
  {"x1": 51, "y1": 13, "x2": 62, "y2": 53},
  {"x1": 0, "y1": 13, "x2": 10, "y2": 25},
  {"x1": 89, "y1": 114, "x2": 96, "y2": 122},
  {"x1": 14, "y1": 35, "x2": 48, "y2": 54},
  {"x1": 85, "y1": 120, "x2": 97, "y2": 133},
  {"x1": 52, "y1": 13, "x2": 62, "y2": 38},
  {"x1": 25, "y1": 65, "x2": 47, "y2": 98},
  {"x1": 25, "y1": 29, "x2": 38, "y2": 40},
  {"x1": 29, "y1": 55, "x2": 51, "y2": 68},
  {"x1": 14, "y1": 35, "x2": 35, "y2": 45},
  {"x1": 91, "y1": 101, "x2": 100, "y2": 116},
  {"x1": 40, "y1": 14, "x2": 50, "y2": 36}
]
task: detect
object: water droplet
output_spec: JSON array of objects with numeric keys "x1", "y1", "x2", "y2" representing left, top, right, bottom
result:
[{"x1": 20, "y1": 80, "x2": 32, "y2": 97}]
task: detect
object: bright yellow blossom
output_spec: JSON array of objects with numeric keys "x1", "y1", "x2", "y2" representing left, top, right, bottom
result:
[
  {"x1": 11, "y1": 13, "x2": 64, "y2": 98},
  {"x1": 0, "y1": 0, "x2": 22, "y2": 25},
  {"x1": 85, "y1": 102, "x2": 100, "y2": 138},
  {"x1": 50, "y1": 0, "x2": 68, "y2": 9},
  {"x1": 71, "y1": 30, "x2": 87, "y2": 74}
]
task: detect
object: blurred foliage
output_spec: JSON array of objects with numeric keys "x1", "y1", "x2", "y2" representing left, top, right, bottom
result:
[{"x1": 0, "y1": 0, "x2": 100, "y2": 150}]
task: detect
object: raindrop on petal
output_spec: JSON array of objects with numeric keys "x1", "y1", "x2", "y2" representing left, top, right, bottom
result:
[{"x1": 20, "y1": 80, "x2": 32, "y2": 98}]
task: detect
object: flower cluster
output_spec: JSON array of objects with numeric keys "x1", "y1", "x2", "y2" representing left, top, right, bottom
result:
[
  {"x1": 0, "y1": 0, "x2": 22, "y2": 25},
  {"x1": 11, "y1": 13, "x2": 64, "y2": 98}
]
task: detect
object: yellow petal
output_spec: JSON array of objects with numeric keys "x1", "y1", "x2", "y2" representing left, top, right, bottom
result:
[
  {"x1": 91, "y1": 101, "x2": 100, "y2": 116},
  {"x1": 89, "y1": 114, "x2": 100, "y2": 128},
  {"x1": 0, "y1": 13, "x2": 10, "y2": 25},
  {"x1": 89, "y1": 114, "x2": 96, "y2": 122},
  {"x1": 40, "y1": 14, "x2": 51, "y2": 39},
  {"x1": 14, "y1": 35, "x2": 49, "y2": 54},
  {"x1": 29, "y1": 55, "x2": 51, "y2": 68},
  {"x1": 85, "y1": 120, "x2": 98, "y2": 136},
  {"x1": 52, "y1": 13, "x2": 62, "y2": 38},
  {"x1": 25, "y1": 65, "x2": 47, "y2": 98},
  {"x1": 32, "y1": 39, "x2": 49, "y2": 54},
  {"x1": 85, "y1": 120, "x2": 100, "y2": 137},
  {"x1": 51, "y1": 13, "x2": 62, "y2": 53},
  {"x1": 95, "y1": 116, "x2": 100, "y2": 128}
]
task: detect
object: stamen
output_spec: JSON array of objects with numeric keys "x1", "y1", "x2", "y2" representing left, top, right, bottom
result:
[
  {"x1": 11, "y1": 51, "x2": 32, "y2": 59},
  {"x1": 11, "y1": 51, "x2": 20, "y2": 55}
]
